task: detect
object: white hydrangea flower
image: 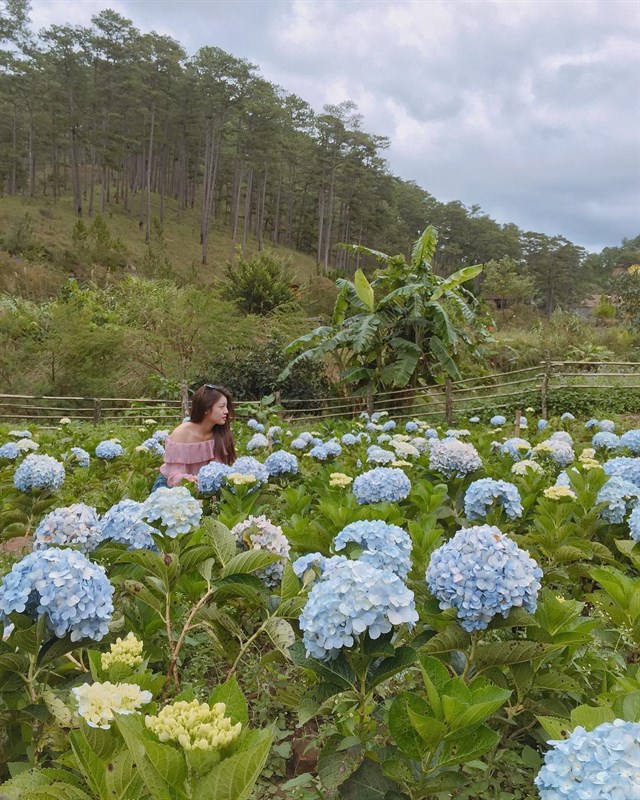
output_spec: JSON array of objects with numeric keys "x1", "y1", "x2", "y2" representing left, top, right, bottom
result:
[
  {"x1": 73, "y1": 681, "x2": 152, "y2": 729},
  {"x1": 145, "y1": 699, "x2": 241, "y2": 751},
  {"x1": 101, "y1": 632, "x2": 144, "y2": 670}
]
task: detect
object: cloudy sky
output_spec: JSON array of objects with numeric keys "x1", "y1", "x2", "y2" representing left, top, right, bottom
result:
[{"x1": 29, "y1": 0, "x2": 639, "y2": 252}]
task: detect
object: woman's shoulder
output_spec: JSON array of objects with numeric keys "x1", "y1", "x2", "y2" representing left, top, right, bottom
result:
[{"x1": 169, "y1": 422, "x2": 212, "y2": 444}]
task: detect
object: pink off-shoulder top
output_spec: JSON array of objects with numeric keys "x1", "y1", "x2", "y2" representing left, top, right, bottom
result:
[{"x1": 159, "y1": 438, "x2": 219, "y2": 487}]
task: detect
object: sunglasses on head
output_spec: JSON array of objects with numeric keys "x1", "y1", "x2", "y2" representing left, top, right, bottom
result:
[{"x1": 204, "y1": 384, "x2": 221, "y2": 390}]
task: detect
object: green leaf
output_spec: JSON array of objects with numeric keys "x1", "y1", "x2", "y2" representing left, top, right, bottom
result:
[
  {"x1": 570, "y1": 705, "x2": 616, "y2": 730},
  {"x1": 438, "y1": 725, "x2": 500, "y2": 767},
  {"x1": 430, "y1": 264, "x2": 483, "y2": 300},
  {"x1": 388, "y1": 692, "x2": 431, "y2": 759},
  {"x1": 192, "y1": 726, "x2": 273, "y2": 800},
  {"x1": 418, "y1": 655, "x2": 451, "y2": 719},
  {"x1": 475, "y1": 641, "x2": 561, "y2": 668},
  {"x1": 411, "y1": 225, "x2": 438, "y2": 267},
  {"x1": 449, "y1": 683, "x2": 511, "y2": 731},
  {"x1": 104, "y1": 750, "x2": 144, "y2": 800},
  {"x1": 353, "y1": 269, "x2": 375, "y2": 312},
  {"x1": 366, "y1": 646, "x2": 416, "y2": 690},
  {"x1": 279, "y1": 561, "x2": 300, "y2": 600},
  {"x1": 69, "y1": 729, "x2": 108, "y2": 800},
  {"x1": 263, "y1": 617, "x2": 295, "y2": 659},
  {"x1": 429, "y1": 335, "x2": 461, "y2": 379},
  {"x1": 339, "y1": 758, "x2": 403, "y2": 799},
  {"x1": 209, "y1": 677, "x2": 248, "y2": 726},
  {"x1": 221, "y1": 549, "x2": 279, "y2": 577},
  {"x1": 421, "y1": 624, "x2": 471, "y2": 655},
  {"x1": 290, "y1": 640, "x2": 356, "y2": 690},
  {"x1": 204, "y1": 518, "x2": 237, "y2": 566},
  {"x1": 536, "y1": 716, "x2": 571, "y2": 741},
  {"x1": 407, "y1": 708, "x2": 446, "y2": 751}
]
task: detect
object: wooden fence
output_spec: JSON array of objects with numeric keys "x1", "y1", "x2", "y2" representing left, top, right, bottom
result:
[{"x1": 1, "y1": 361, "x2": 639, "y2": 427}]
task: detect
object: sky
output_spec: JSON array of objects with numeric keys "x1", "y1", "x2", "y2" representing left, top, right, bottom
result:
[{"x1": 28, "y1": 0, "x2": 640, "y2": 253}]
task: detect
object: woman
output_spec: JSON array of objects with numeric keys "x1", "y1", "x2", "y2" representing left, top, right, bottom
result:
[{"x1": 151, "y1": 384, "x2": 236, "y2": 491}]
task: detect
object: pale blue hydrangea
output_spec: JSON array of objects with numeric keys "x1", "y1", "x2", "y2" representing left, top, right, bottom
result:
[
  {"x1": 247, "y1": 418, "x2": 265, "y2": 433},
  {"x1": 352, "y1": 467, "x2": 412, "y2": 505},
  {"x1": 264, "y1": 450, "x2": 298, "y2": 477},
  {"x1": 140, "y1": 486, "x2": 202, "y2": 537},
  {"x1": 299, "y1": 559, "x2": 418, "y2": 660},
  {"x1": 538, "y1": 419, "x2": 548, "y2": 431},
  {"x1": 0, "y1": 548, "x2": 114, "y2": 641},
  {"x1": 598, "y1": 419, "x2": 616, "y2": 432},
  {"x1": 367, "y1": 445, "x2": 395, "y2": 465},
  {"x1": 535, "y1": 719, "x2": 640, "y2": 800},
  {"x1": 382, "y1": 420, "x2": 397, "y2": 432},
  {"x1": 33, "y1": 504, "x2": 102, "y2": 553},
  {"x1": 619, "y1": 429, "x2": 640, "y2": 454},
  {"x1": 592, "y1": 431, "x2": 620, "y2": 451},
  {"x1": 499, "y1": 438, "x2": 531, "y2": 461},
  {"x1": 464, "y1": 479, "x2": 523, "y2": 521},
  {"x1": 628, "y1": 506, "x2": 640, "y2": 542},
  {"x1": 490, "y1": 415, "x2": 506, "y2": 426},
  {"x1": 519, "y1": 416, "x2": 528, "y2": 428},
  {"x1": 550, "y1": 431, "x2": 573, "y2": 444},
  {"x1": 603, "y1": 457, "x2": 640, "y2": 488},
  {"x1": 357, "y1": 432, "x2": 371, "y2": 444},
  {"x1": 341, "y1": 433, "x2": 358, "y2": 446},
  {"x1": 585, "y1": 418, "x2": 599, "y2": 429},
  {"x1": 246, "y1": 433, "x2": 269, "y2": 451},
  {"x1": 292, "y1": 553, "x2": 348, "y2": 581},
  {"x1": 429, "y1": 438, "x2": 482, "y2": 477},
  {"x1": 197, "y1": 462, "x2": 232, "y2": 494},
  {"x1": 309, "y1": 444, "x2": 330, "y2": 460},
  {"x1": 334, "y1": 520, "x2": 412, "y2": 579},
  {"x1": 95, "y1": 440, "x2": 124, "y2": 460},
  {"x1": 411, "y1": 437, "x2": 430, "y2": 454},
  {"x1": 231, "y1": 515, "x2": 291, "y2": 588},
  {"x1": 290, "y1": 437, "x2": 307, "y2": 450},
  {"x1": 267, "y1": 426, "x2": 282, "y2": 441},
  {"x1": 324, "y1": 441, "x2": 342, "y2": 458},
  {"x1": 560, "y1": 412, "x2": 575, "y2": 421},
  {"x1": 370, "y1": 412, "x2": 388, "y2": 423},
  {"x1": 137, "y1": 437, "x2": 164, "y2": 456},
  {"x1": 468, "y1": 416, "x2": 480, "y2": 424},
  {"x1": 426, "y1": 525, "x2": 542, "y2": 631},
  {"x1": 555, "y1": 470, "x2": 572, "y2": 487},
  {"x1": 9, "y1": 430, "x2": 32, "y2": 439},
  {"x1": 535, "y1": 436, "x2": 575, "y2": 468},
  {"x1": 69, "y1": 447, "x2": 90, "y2": 467},
  {"x1": 445, "y1": 429, "x2": 471, "y2": 439},
  {"x1": 596, "y1": 476, "x2": 640, "y2": 523},
  {"x1": 99, "y1": 499, "x2": 158, "y2": 550},
  {"x1": 425, "y1": 428, "x2": 439, "y2": 440},
  {"x1": 376, "y1": 434, "x2": 391, "y2": 444},
  {"x1": 366, "y1": 422, "x2": 381, "y2": 433},
  {"x1": 152, "y1": 429, "x2": 170, "y2": 442},
  {"x1": 14, "y1": 454, "x2": 65, "y2": 493},
  {"x1": 405, "y1": 421, "x2": 419, "y2": 432},
  {"x1": 0, "y1": 442, "x2": 19, "y2": 460},
  {"x1": 232, "y1": 456, "x2": 269, "y2": 485}
]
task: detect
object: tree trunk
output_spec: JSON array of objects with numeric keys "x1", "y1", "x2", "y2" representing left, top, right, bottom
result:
[
  {"x1": 323, "y1": 170, "x2": 336, "y2": 274},
  {"x1": 241, "y1": 167, "x2": 253, "y2": 257},
  {"x1": 272, "y1": 170, "x2": 282, "y2": 245},
  {"x1": 316, "y1": 184, "x2": 325, "y2": 268},
  {"x1": 257, "y1": 161, "x2": 268, "y2": 250},
  {"x1": 229, "y1": 162, "x2": 244, "y2": 260},
  {"x1": 145, "y1": 103, "x2": 156, "y2": 242}
]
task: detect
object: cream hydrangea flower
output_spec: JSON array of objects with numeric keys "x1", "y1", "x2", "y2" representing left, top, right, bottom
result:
[
  {"x1": 543, "y1": 485, "x2": 577, "y2": 500},
  {"x1": 511, "y1": 459, "x2": 543, "y2": 475},
  {"x1": 391, "y1": 441, "x2": 420, "y2": 459},
  {"x1": 227, "y1": 472, "x2": 258, "y2": 486},
  {"x1": 72, "y1": 681, "x2": 152, "y2": 729},
  {"x1": 329, "y1": 472, "x2": 353, "y2": 488},
  {"x1": 391, "y1": 460, "x2": 412, "y2": 468},
  {"x1": 101, "y1": 632, "x2": 144, "y2": 670},
  {"x1": 145, "y1": 699, "x2": 241, "y2": 751},
  {"x1": 15, "y1": 438, "x2": 39, "y2": 452}
]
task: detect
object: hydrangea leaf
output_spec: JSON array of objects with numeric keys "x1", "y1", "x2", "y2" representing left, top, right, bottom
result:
[
  {"x1": 317, "y1": 736, "x2": 364, "y2": 794},
  {"x1": 569, "y1": 704, "x2": 617, "y2": 730},
  {"x1": 209, "y1": 677, "x2": 249, "y2": 726},
  {"x1": 438, "y1": 724, "x2": 500, "y2": 767},
  {"x1": 68, "y1": 729, "x2": 109, "y2": 800},
  {"x1": 221, "y1": 550, "x2": 280, "y2": 578},
  {"x1": 407, "y1": 708, "x2": 446, "y2": 751},
  {"x1": 290, "y1": 640, "x2": 356, "y2": 690},
  {"x1": 388, "y1": 692, "x2": 431, "y2": 759},
  {"x1": 366, "y1": 646, "x2": 417, "y2": 690},
  {"x1": 475, "y1": 641, "x2": 562, "y2": 669},
  {"x1": 338, "y1": 758, "x2": 403, "y2": 800},
  {"x1": 263, "y1": 617, "x2": 295, "y2": 659}
]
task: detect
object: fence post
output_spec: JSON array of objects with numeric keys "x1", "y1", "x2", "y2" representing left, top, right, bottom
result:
[
  {"x1": 366, "y1": 389, "x2": 374, "y2": 416},
  {"x1": 514, "y1": 409, "x2": 521, "y2": 437},
  {"x1": 541, "y1": 351, "x2": 551, "y2": 418},
  {"x1": 93, "y1": 398, "x2": 102, "y2": 425},
  {"x1": 180, "y1": 381, "x2": 189, "y2": 418},
  {"x1": 445, "y1": 379, "x2": 453, "y2": 425}
]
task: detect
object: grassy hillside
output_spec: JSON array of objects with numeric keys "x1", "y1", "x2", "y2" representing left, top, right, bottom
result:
[{"x1": 0, "y1": 193, "x2": 321, "y2": 299}]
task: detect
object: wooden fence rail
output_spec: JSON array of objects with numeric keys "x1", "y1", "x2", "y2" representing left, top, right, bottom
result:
[{"x1": 1, "y1": 360, "x2": 639, "y2": 427}]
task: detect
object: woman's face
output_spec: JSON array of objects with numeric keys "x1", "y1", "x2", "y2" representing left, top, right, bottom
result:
[{"x1": 207, "y1": 395, "x2": 229, "y2": 427}]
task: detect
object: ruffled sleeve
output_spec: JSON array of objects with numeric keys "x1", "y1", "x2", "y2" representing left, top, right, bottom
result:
[{"x1": 159, "y1": 438, "x2": 217, "y2": 486}]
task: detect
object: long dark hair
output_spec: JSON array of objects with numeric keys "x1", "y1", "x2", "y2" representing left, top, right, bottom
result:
[{"x1": 190, "y1": 385, "x2": 236, "y2": 465}]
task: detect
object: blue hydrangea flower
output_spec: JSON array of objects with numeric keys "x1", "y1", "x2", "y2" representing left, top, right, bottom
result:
[
  {"x1": 247, "y1": 418, "x2": 265, "y2": 433},
  {"x1": 532, "y1": 436, "x2": 575, "y2": 468},
  {"x1": 309, "y1": 444, "x2": 329, "y2": 460},
  {"x1": 499, "y1": 438, "x2": 531, "y2": 461},
  {"x1": 246, "y1": 433, "x2": 269, "y2": 451},
  {"x1": 99, "y1": 499, "x2": 158, "y2": 550},
  {"x1": 232, "y1": 456, "x2": 269, "y2": 485},
  {"x1": 137, "y1": 438, "x2": 164, "y2": 456},
  {"x1": 598, "y1": 419, "x2": 616, "y2": 432},
  {"x1": 367, "y1": 445, "x2": 395, "y2": 465},
  {"x1": 429, "y1": 438, "x2": 482, "y2": 477},
  {"x1": 140, "y1": 486, "x2": 202, "y2": 537},
  {"x1": 352, "y1": 467, "x2": 411, "y2": 505},
  {"x1": 445, "y1": 429, "x2": 471, "y2": 439},
  {"x1": 0, "y1": 548, "x2": 114, "y2": 641},
  {"x1": 537, "y1": 419, "x2": 548, "y2": 431},
  {"x1": 290, "y1": 436, "x2": 308, "y2": 450},
  {"x1": 535, "y1": 719, "x2": 640, "y2": 800},
  {"x1": 468, "y1": 416, "x2": 480, "y2": 424},
  {"x1": 585, "y1": 418, "x2": 599, "y2": 429},
  {"x1": 69, "y1": 447, "x2": 90, "y2": 467},
  {"x1": 490, "y1": 415, "x2": 506, "y2": 426},
  {"x1": 628, "y1": 506, "x2": 640, "y2": 542},
  {"x1": 95, "y1": 440, "x2": 124, "y2": 460},
  {"x1": 603, "y1": 457, "x2": 640, "y2": 488},
  {"x1": 14, "y1": 454, "x2": 65, "y2": 493},
  {"x1": 299, "y1": 559, "x2": 418, "y2": 660},
  {"x1": 231, "y1": 515, "x2": 290, "y2": 588},
  {"x1": 325, "y1": 441, "x2": 342, "y2": 458},
  {"x1": 560, "y1": 412, "x2": 575, "y2": 421},
  {"x1": 292, "y1": 553, "x2": 348, "y2": 581},
  {"x1": 464, "y1": 479, "x2": 523, "y2": 521},
  {"x1": 334, "y1": 520, "x2": 412, "y2": 579},
  {"x1": 425, "y1": 428, "x2": 439, "y2": 440},
  {"x1": 519, "y1": 416, "x2": 528, "y2": 428},
  {"x1": 382, "y1": 420, "x2": 397, "y2": 432},
  {"x1": 370, "y1": 412, "x2": 387, "y2": 423},
  {"x1": 0, "y1": 442, "x2": 20, "y2": 460},
  {"x1": 376, "y1": 434, "x2": 391, "y2": 444},
  {"x1": 341, "y1": 433, "x2": 358, "y2": 446},
  {"x1": 264, "y1": 450, "x2": 298, "y2": 477},
  {"x1": 619, "y1": 429, "x2": 640, "y2": 454},
  {"x1": 267, "y1": 426, "x2": 282, "y2": 441},
  {"x1": 405, "y1": 421, "x2": 419, "y2": 433},
  {"x1": 197, "y1": 462, "x2": 232, "y2": 494},
  {"x1": 596, "y1": 476, "x2": 640, "y2": 523},
  {"x1": 34, "y1": 504, "x2": 102, "y2": 553},
  {"x1": 592, "y1": 431, "x2": 620, "y2": 451},
  {"x1": 152, "y1": 429, "x2": 170, "y2": 443},
  {"x1": 425, "y1": 525, "x2": 543, "y2": 632}
]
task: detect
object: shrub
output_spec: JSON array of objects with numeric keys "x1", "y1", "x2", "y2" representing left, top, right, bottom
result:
[{"x1": 225, "y1": 251, "x2": 296, "y2": 315}]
